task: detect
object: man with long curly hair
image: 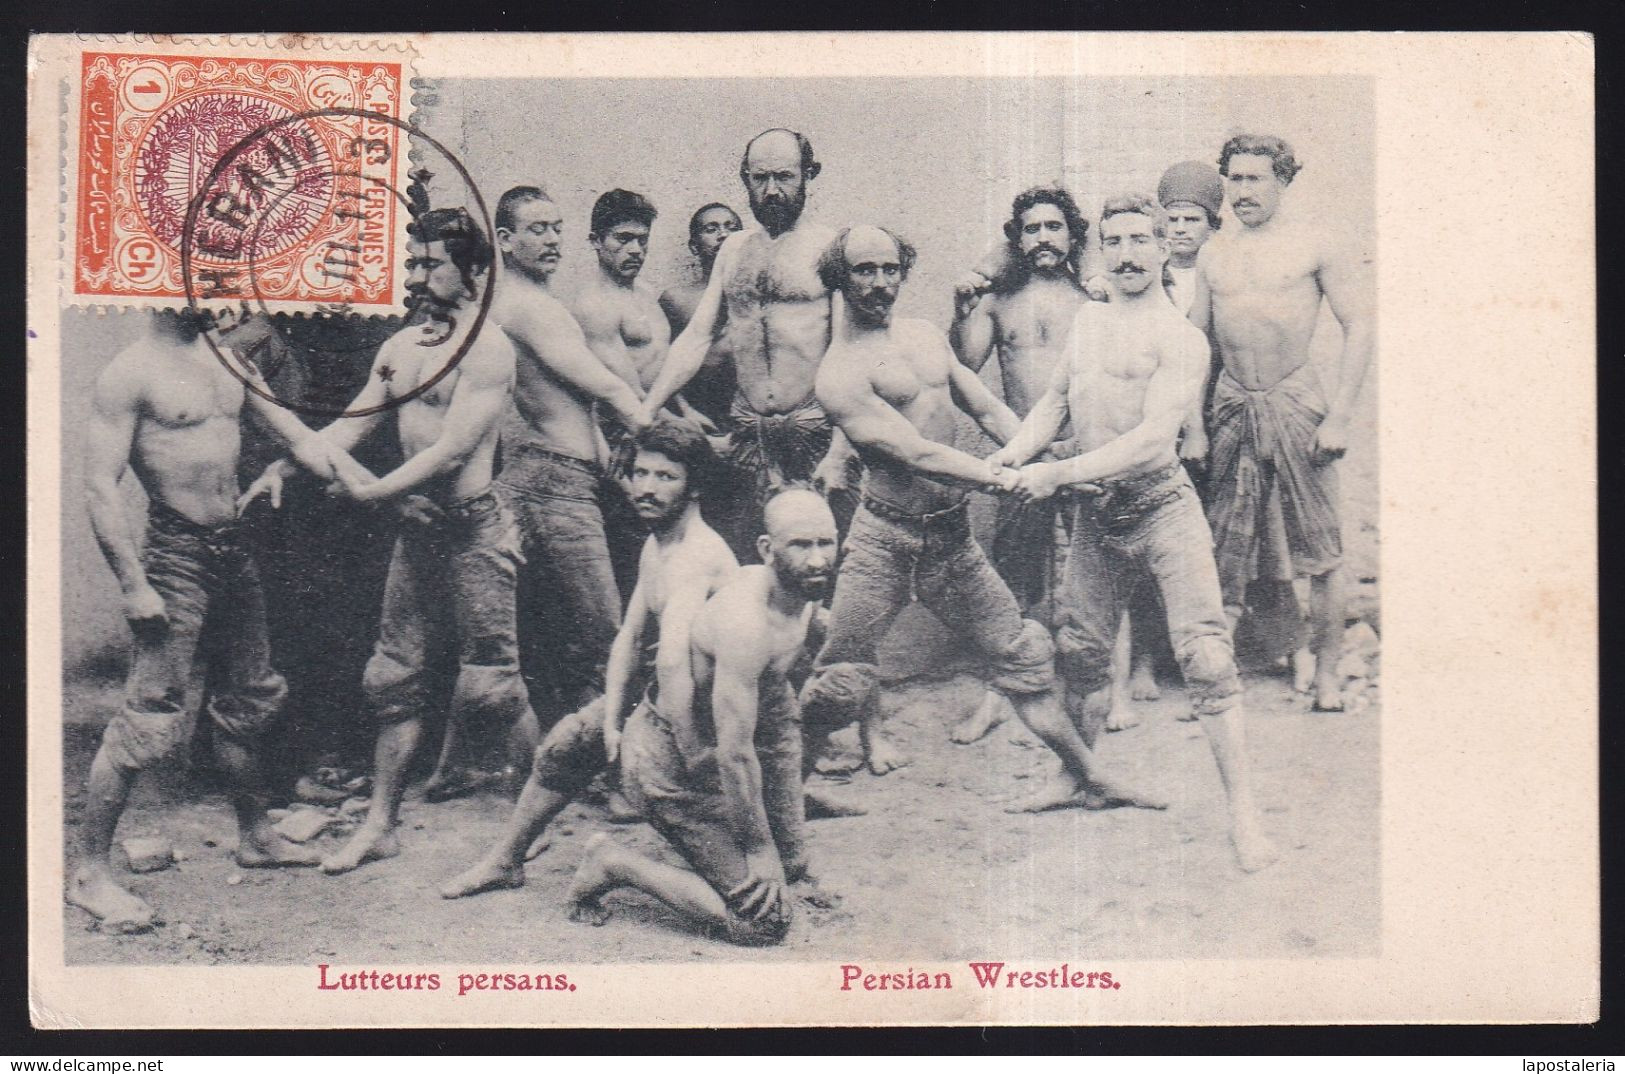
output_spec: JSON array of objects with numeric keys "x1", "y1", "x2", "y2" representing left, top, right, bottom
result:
[{"x1": 946, "y1": 186, "x2": 1093, "y2": 743}]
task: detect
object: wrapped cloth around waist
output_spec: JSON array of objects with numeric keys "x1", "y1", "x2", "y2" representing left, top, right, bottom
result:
[
  {"x1": 726, "y1": 394, "x2": 833, "y2": 486},
  {"x1": 1210, "y1": 364, "x2": 1328, "y2": 464}
]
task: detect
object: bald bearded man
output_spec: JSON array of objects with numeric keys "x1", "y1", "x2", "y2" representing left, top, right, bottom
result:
[
  {"x1": 638, "y1": 128, "x2": 858, "y2": 561},
  {"x1": 566, "y1": 489, "x2": 837, "y2": 945}
]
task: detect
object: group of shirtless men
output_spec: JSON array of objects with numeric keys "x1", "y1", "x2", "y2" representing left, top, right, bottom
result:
[{"x1": 70, "y1": 125, "x2": 1372, "y2": 944}]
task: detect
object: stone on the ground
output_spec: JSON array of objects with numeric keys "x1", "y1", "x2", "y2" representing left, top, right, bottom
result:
[
  {"x1": 340, "y1": 797, "x2": 369, "y2": 816},
  {"x1": 274, "y1": 809, "x2": 334, "y2": 843},
  {"x1": 1343, "y1": 620, "x2": 1380, "y2": 655},
  {"x1": 267, "y1": 808, "x2": 290, "y2": 820},
  {"x1": 1334, "y1": 650, "x2": 1369, "y2": 681},
  {"x1": 176, "y1": 923, "x2": 195, "y2": 940},
  {"x1": 122, "y1": 836, "x2": 173, "y2": 873}
]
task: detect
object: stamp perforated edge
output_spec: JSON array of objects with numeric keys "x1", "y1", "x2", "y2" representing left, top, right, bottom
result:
[{"x1": 56, "y1": 33, "x2": 420, "y2": 319}]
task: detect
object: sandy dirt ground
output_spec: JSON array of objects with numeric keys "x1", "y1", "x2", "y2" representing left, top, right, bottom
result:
[{"x1": 61, "y1": 661, "x2": 1379, "y2": 966}]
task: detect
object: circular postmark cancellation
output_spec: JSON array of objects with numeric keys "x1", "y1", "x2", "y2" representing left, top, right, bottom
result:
[{"x1": 179, "y1": 107, "x2": 495, "y2": 419}]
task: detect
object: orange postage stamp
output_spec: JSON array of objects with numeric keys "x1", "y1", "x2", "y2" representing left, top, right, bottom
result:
[{"x1": 69, "y1": 41, "x2": 410, "y2": 312}]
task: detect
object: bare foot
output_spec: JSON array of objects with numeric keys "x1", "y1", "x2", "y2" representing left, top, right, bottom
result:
[
  {"x1": 68, "y1": 864, "x2": 156, "y2": 933},
  {"x1": 1312, "y1": 666, "x2": 1345, "y2": 712},
  {"x1": 1128, "y1": 661, "x2": 1161, "y2": 701},
  {"x1": 321, "y1": 824, "x2": 400, "y2": 875},
  {"x1": 439, "y1": 856, "x2": 524, "y2": 899},
  {"x1": 805, "y1": 786, "x2": 867, "y2": 819},
  {"x1": 865, "y1": 737, "x2": 909, "y2": 776},
  {"x1": 606, "y1": 790, "x2": 642, "y2": 824},
  {"x1": 951, "y1": 691, "x2": 1009, "y2": 744},
  {"x1": 1232, "y1": 823, "x2": 1281, "y2": 873},
  {"x1": 1084, "y1": 774, "x2": 1169, "y2": 811},
  {"x1": 813, "y1": 753, "x2": 863, "y2": 777},
  {"x1": 1292, "y1": 648, "x2": 1316, "y2": 694},
  {"x1": 236, "y1": 827, "x2": 322, "y2": 869},
  {"x1": 524, "y1": 834, "x2": 551, "y2": 862},
  {"x1": 1003, "y1": 777, "x2": 1090, "y2": 814},
  {"x1": 565, "y1": 834, "x2": 616, "y2": 926},
  {"x1": 422, "y1": 769, "x2": 482, "y2": 804},
  {"x1": 1105, "y1": 702, "x2": 1141, "y2": 733}
]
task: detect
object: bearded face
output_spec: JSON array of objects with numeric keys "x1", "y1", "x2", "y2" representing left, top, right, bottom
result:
[
  {"x1": 626, "y1": 450, "x2": 691, "y2": 532},
  {"x1": 1015, "y1": 203, "x2": 1074, "y2": 276},
  {"x1": 742, "y1": 133, "x2": 809, "y2": 236}
]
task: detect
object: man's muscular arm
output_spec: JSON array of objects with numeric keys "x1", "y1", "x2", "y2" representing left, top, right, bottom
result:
[
  {"x1": 949, "y1": 284, "x2": 998, "y2": 372},
  {"x1": 602, "y1": 559, "x2": 653, "y2": 763},
  {"x1": 946, "y1": 336, "x2": 1022, "y2": 445},
  {"x1": 510, "y1": 298, "x2": 645, "y2": 429},
  {"x1": 570, "y1": 290, "x2": 648, "y2": 397},
  {"x1": 1313, "y1": 239, "x2": 1376, "y2": 462},
  {"x1": 651, "y1": 558, "x2": 723, "y2": 770},
  {"x1": 710, "y1": 613, "x2": 786, "y2": 922},
  {"x1": 817, "y1": 359, "x2": 1010, "y2": 491},
  {"x1": 342, "y1": 340, "x2": 511, "y2": 502},
  {"x1": 84, "y1": 356, "x2": 163, "y2": 624},
  {"x1": 1020, "y1": 330, "x2": 1205, "y2": 499},
  {"x1": 237, "y1": 343, "x2": 393, "y2": 512},
  {"x1": 310, "y1": 343, "x2": 396, "y2": 454},
  {"x1": 989, "y1": 346, "x2": 1073, "y2": 469},
  {"x1": 1179, "y1": 253, "x2": 1218, "y2": 465},
  {"x1": 642, "y1": 234, "x2": 738, "y2": 419}
]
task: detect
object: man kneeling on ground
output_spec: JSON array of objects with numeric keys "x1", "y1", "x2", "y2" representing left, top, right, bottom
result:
[
  {"x1": 565, "y1": 488, "x2": 838, "y2": 945},
  {"x1": 440, "y1": 418, "x2": 738, "y2": 898}
]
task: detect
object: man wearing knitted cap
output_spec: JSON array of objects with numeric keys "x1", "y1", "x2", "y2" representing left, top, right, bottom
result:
[
  {"x1": 1158, "y1": 160, "x2": 1225, "y2": 316},
  {"x1": 1190, "y1": 133, "x2": 1374, "y2": 711}
]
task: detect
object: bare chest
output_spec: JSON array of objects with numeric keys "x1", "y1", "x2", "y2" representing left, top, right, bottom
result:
[
  {"x1": 863, "y1": 340, "x2": 944, "y2": 414},
  {"x1": 142, "y1": 357, "x2": 245, "y2": 431},
  {"x1": 1071, "y1": 318, "x2": 1163, "y2": 395},
  {"x1": 1205, "y1": 234, "x2": 1321, "y2": 303},
  {"x1": 381, "y1": 330, "x2": 465, "y2": 409},
  {"x1": 993, "y1": 282, "x2": 1085, "y2": 350},
  {"x1": 726, "y1": 234, "x2": 825, "y2": 309},
  {"x1": 611, "y1": 289, "x2": 667, "y2": 351}
]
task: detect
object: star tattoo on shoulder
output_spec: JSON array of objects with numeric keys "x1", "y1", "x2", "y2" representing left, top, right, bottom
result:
[{"x1": 376, "y1": 365, "x2": 395, "y2": 383}]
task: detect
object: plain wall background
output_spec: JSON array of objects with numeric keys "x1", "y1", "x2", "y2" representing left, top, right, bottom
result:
[{"x1": 60, "y1": 75, "x2": 1376, "y2": 699}]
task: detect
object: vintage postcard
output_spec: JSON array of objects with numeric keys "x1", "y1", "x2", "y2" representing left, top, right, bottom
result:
[{"x1": 26, "y1": 32, "x2": 1596, "y2": 1028}]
